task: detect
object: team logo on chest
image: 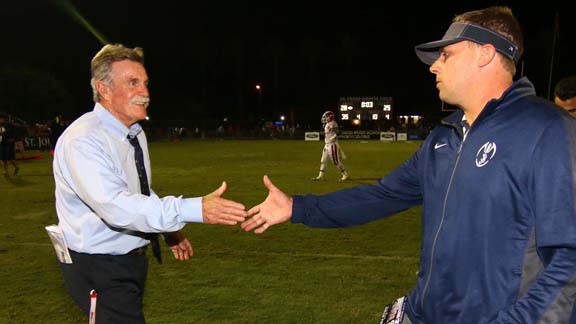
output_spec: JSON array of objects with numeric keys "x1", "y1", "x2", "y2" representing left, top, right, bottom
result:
[{"x1": 475, "y1": 142, "x2": 497, "y2": 167}]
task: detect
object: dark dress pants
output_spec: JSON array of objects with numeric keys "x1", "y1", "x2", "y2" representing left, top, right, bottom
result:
[{"x1": 60, "y1": 250, "x2": 149, "y2": 324}]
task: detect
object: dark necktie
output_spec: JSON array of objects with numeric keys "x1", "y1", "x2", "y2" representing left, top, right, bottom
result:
[{"x1": 128, "y1": 135, "x2": 162, "y2": 264}]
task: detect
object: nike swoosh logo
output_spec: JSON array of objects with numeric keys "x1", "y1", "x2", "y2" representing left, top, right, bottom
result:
[{"x1": 434, "y1": 143, "x2": 447, "y2": 149}]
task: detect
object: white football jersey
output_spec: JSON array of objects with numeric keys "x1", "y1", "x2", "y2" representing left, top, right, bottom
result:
[{"x1": 324, "y1": 120, "x2": 339, "y2": 144}]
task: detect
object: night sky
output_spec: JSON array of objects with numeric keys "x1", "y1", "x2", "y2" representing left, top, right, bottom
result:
[{"x1": 1, "y1": 0, "x2": 573, "y2": 126}]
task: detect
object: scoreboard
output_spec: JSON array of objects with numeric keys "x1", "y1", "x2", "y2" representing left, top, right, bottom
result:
[{"x1": 337, "y1": 96, "x2": 393, "y2": 125}]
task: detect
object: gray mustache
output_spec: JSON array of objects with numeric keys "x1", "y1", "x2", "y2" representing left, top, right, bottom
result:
[{"x1": 131, "y1": 97, "x2": 150, "y2": 105}]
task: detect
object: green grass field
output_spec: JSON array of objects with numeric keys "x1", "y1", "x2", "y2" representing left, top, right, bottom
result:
[{"x1": 0, "y1": 140, "x2": 422, "y2": 324}]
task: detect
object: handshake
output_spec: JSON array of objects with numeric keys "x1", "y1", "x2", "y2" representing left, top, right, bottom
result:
[
  {"x1": 166, "y1": 175, "x2": 292, "y2": 262},
  {"x1": 202, "y1": 175, "x2": 291, "y2": 234}
]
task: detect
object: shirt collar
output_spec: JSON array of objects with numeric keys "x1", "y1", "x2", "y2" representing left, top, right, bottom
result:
[
  {"x1": 94, "y1": 103, "x2": 142, "y2": 140},
  {"x1": 461, "y1": 115, "x2": 470, "y2": 140}
]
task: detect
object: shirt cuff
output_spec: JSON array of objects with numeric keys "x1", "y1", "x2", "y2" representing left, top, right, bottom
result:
[{"x1": 180, "y1": 197, "x2": 203, "y2": 223}]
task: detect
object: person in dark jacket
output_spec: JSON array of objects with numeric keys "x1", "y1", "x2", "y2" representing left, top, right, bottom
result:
[
  {"x1": 242, "y1": 6, "x2": 576, "y2": 324},
  {"x1": 0, "y1": 113, "x2": 20, "y2": 176},
  {"x1": 554, "y1": 76, "x2": 576, "y2": 118},
  {"x1": 49, "y1": 115, "x2": 67, "y2": 155}
]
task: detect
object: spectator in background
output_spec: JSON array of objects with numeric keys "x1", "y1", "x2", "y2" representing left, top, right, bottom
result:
[
  {"x1": 49, "y1": 115, "x2": 67, "y2": 155},
  {"x1": 554, "y1": 75, "x2": 576, "y2": 117},
  {"x1": 0, "y1": 113, "x2": 19, "y2": 176},
  {"x1": 243, "y1": 6, "x2": 576, "y2": 323},
  {"x1": 12, "y1": 121, "x2": 26, "y2": 157}
]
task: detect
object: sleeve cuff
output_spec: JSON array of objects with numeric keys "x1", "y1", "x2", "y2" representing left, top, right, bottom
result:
[
  {"x1": 291, "y1": 195, "x2": 306, "y2": 224},
  {"x1": 180, "y1": 197, "x2": 203, "y2": 223}
]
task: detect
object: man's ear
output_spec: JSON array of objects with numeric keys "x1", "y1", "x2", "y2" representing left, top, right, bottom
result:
[
  {"x1": 478, "y1": 44, "x2": 497, "y2": 67},
  {"x1": 95, "y1": 81, "x2": 111, "y2": 101}
]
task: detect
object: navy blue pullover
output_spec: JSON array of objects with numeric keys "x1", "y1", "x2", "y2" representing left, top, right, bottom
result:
[{"x1": 292, "y1": 78, "x2": 576, "y2": 323}]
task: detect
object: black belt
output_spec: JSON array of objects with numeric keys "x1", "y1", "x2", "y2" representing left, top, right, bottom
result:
[{"x1": 127, "y1": 245, "x2": 148, "y2": 256}]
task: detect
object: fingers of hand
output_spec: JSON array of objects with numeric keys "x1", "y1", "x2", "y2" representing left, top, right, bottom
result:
[
  {"x1": 204, "y1": 201, "x2": 248, "y2": 225},
  {"x1": 214, "y1": 181, "x2": 227, "y2": 196},
  {"x1": 205, "y1": 198, "x2": 246, "y2": 214},
  {"x1": 247, "y1": 205, "x2": 261, "y2": 217},
  {"x1": 206, "y1": 181, "x2": 228, "y2": 198},
  {"x1": 217, "y1": 219, "x2": 240, "y2": 225},
  {"x1": 263, "y1": 175, "x2": 277, "y2": 191},
  {"x1": 180, "y1": 240, "x2": 193, "y2": 260},
  {"x1": 241, "y1": 217, "x2": 258, "y2": 231},
  {"x1": 171, "y1": 247, "x2": 184, "y2": 260},
  {"x1": 218, "y1": 198, "x2": 246, "y2": 211},
  {"x1": 254, "y1": 222, "x2": 270, "y2": 235},
  {"x1": 242, "y1": 215, "x2": 268, "y2": 232},
  {"x1": 171, "y1": 246, "x2": 192, "y2": 261},
  {"x1": 221, "y1": 208, "x2": 247, "y2": 223},
  {"x1": 205, "y1": 215, "x2": 244, "y2": 225}
]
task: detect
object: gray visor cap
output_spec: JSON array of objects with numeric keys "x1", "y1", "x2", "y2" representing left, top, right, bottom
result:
[{"x1": 414, "y1": 22, "x2": 521, "y2": 65}]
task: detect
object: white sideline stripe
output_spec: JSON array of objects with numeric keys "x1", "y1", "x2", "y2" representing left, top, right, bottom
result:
[
  {"x1": 2, "y1": 243, "x2": 418, "y2": 262},
  {"x1": 1, "y1": 242, "x2": 53, "y2": 246},
  {"x1": 238, "y1": 251, "x2": 418, "y2": 261}
]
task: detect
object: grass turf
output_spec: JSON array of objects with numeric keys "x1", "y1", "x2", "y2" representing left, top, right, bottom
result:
[{"x1": 0, "y1": 139, "x2": 422, "y2": 323}]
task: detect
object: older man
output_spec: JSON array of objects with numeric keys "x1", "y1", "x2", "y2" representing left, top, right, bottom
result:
[{"x1": 53, "y1": 44, "x2": 247, "y2": 323}]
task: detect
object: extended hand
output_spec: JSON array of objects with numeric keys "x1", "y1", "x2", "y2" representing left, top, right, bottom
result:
[
  {"x1": 163, "y1": 231, "x2": 193, "y2": 261},
  {"x1": 202, "y1": 181, "x2": 247, "y2": 225},
  {"x1": 241, "y1": 175, "x2": 293, "y2": 234}
]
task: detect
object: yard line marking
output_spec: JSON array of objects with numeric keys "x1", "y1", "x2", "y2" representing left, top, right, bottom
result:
[
  {"x1": 0, "y1": 243, "x2": 419, "y2": 262},
  {"x1": 236, "y1": 251, "x2": 419, "y2": 261}
]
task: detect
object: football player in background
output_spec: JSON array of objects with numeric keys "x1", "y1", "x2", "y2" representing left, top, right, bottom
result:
[{"x1": 312, "y1": 111, "x2": 349, "y2": 181}]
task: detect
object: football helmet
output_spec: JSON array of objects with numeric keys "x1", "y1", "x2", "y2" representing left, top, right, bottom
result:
[{"x1": 321, "y1": 111, "x2": 335, "y2": 124}]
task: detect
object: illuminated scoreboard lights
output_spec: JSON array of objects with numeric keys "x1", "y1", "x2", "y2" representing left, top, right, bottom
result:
[{"x1": 338, "y1": 96, "x2": 393, "y2": 122}]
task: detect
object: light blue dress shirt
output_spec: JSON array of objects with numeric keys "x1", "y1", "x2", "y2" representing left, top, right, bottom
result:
[{"x1": 53, "y1": 103, "x2": 202, "y2": 255}]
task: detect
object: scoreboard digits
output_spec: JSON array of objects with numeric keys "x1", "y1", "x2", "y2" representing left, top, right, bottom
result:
[{"x1": 338, "y1": 96, "x2": 393, "y2": 124}]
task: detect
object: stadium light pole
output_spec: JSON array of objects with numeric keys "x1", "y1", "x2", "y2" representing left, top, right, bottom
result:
[{"x1": 255, "y1": 83, "x2": 263, "y2": 118}]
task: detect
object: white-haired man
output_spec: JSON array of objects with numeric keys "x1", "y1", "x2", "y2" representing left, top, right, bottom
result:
[{"x1": 53, "y1": 44, "x2": 247, "y2": 323}]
